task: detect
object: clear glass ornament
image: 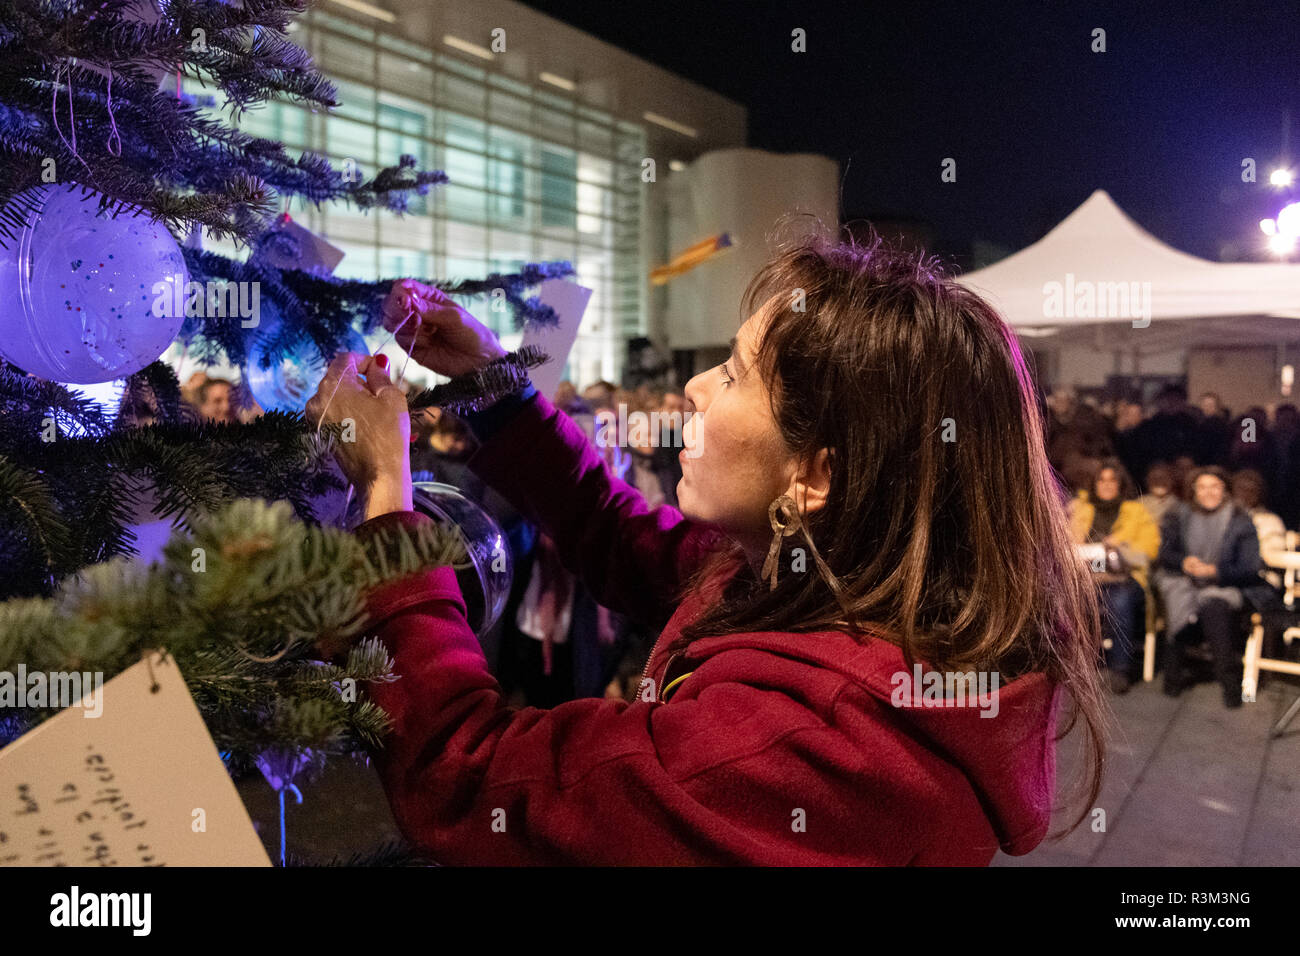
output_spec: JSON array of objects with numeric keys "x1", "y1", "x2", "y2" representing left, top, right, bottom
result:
[
  {"x1": 244, "y1": 312, "x2": 369, "y2": 413},
  {"x1": 412, "y1": 481, "x2": 514, "y2": 636},
  {"x1": 349, "y1": 481, "x2": 513, "y2": 636},
  {"x1": 0, "y1": 184, "x2": 187, "y2": 383}
]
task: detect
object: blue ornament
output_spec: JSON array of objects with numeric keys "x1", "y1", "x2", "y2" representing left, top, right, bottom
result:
[
  {"x1": 0, "y1": 184, "x2": 187, "y2": 383},
  {"x1": 244, "y1": 311, "x2": 368, "y2": 413}
]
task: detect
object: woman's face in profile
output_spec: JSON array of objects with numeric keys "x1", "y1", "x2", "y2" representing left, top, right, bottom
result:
[{"x1": 679, "y1": 299, "x2": 800, "y2": 542}]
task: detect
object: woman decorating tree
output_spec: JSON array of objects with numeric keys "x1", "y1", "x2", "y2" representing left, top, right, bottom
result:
[{"x1": 306, "y1": 232, "x2": 1106, "y2": 865}]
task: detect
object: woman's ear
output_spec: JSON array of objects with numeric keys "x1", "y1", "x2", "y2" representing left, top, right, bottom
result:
[{"x1": 786, "y1": 447, "x2": 833, "y2": 516}]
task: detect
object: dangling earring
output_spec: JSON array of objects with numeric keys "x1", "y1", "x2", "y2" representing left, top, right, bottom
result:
[
  {"x1": 761, "y1": 493, "x2": 852, "y2": 616},
  {"x1": 762, "y1": 495, "x2": 801, "y2": 591}
]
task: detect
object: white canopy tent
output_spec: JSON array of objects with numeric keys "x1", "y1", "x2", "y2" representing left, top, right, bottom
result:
[{"x1": 957, "y1": 190, "x2": 1300, "y2": 354}]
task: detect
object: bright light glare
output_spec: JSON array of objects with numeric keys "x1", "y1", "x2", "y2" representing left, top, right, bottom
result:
[
  {"x1": 61, "y1": 380, "x2": 126, "y2": 436},
  {"x1": 1276, "y1": 201, "x2": 1300, "y2": 237},
  {"x1": 1267, "y1": 232, "x2": 1296, "y2": 255}
]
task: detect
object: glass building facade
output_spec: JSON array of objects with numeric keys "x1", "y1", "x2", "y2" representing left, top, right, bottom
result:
[{"x1": 196, "y1": 9, "x2": 648, "y2": 387}]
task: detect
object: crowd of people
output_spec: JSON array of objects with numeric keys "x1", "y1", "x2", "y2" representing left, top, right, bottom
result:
[
  {"x1": 406, "y1": 379, "x2": 687, "y2": 707},
  {"x1": 1051, "y1": 384, "x2": 1296, "y2": 706},
  {"x1": 151, "y1": 368, "x2": 1298, "y2": 711},
  {"x1": 154, "y1": 368, "x2": 685, "y2": 706}
]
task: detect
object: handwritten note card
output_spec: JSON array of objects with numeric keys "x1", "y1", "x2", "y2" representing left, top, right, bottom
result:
[{"x1": 0, "y1": 653, "x2": 271, "y2": 866}]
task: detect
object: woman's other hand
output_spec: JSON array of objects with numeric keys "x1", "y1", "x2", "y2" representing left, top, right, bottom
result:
[
  {"x1": 382, "y1": 279, "x2": 507, "y2": 377},
  {"x1": 305, "y1": 352, "x2": 414, "y2": 520}
]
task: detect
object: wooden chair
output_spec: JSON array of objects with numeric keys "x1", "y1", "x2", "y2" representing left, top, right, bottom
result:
[
  {"x1": 1143, "y1": 619, "x2": 1160, "y2": 683},
  {"x1": 1242, "y1": 531, "x2": 1300, "y2": 712}
]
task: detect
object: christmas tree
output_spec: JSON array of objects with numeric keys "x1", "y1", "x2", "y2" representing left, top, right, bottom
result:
[{"x1": 0, "y1": 0, "x2": 562, "y2": 820}]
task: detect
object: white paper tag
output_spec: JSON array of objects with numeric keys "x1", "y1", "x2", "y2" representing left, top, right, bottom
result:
[
  {"x1": 256, "y1": 217, "x2": 345, "y2": 275},
  {"x1": 0, "y1": 653, "x2": 271, "y2": 867},
  {"x1": 521, "y1": 279, "x2": 592, "y2": 401}
]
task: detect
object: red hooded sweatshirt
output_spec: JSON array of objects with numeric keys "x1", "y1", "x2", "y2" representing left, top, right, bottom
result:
[{"x1": 352, "y1": 390, "x2": 1061, "y2": 865}]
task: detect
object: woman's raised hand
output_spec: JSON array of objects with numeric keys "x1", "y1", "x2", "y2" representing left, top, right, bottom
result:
[
  {"x1": 305, "y1": 352, "x2": 413, "y2": 519},
  {"x1": 382, "y1": 279, "x2": 507, "y2": 377}
]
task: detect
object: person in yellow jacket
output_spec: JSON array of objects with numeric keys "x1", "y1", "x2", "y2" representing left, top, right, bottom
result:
[{"x1": 1069, "y1": 458, "x2": 1161, "y2": 693}]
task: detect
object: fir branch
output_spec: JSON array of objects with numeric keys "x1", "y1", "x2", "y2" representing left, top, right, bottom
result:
[
  {"x1": 347, "y1": 154, "x2": 450, "y2": 213},
  {"x1": 441, "y1": 261, "x2": 578, "y2": 331},
  {"x1": 119, "y1": 360, "x2": 190, "y2": 426},
  {"x1": 0, "y1": 498, "x2": 465, "y2": 768},
  {"x1": 0, "y1": 0, "x2": 444, "y2": 245},
  {"x1": 0, "y1": 455, "x2": 77, "y2": 591},
  {"x1": 0, "y1": 361, "x2": 115, "y2": 442},
  {"x1": 406, "y1": 345, "x2": 551, "y2": 414},
  {"x1": 180, "y1": 247, "x2": 575, "y2": 368},
  {"x1": 353, "y1": 511, "x2": 469, "y2": 589}
]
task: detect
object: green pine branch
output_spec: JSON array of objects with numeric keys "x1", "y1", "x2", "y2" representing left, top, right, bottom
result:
[
  {"x1": 0, "y1": 360, "x2": 368, "y2": 596},
  {"x1": 0, "y1": 498, "x2": 466, "y2": 769},
  {"x1": 0, "y1": 0, "x2": 445, "y2": 245}
]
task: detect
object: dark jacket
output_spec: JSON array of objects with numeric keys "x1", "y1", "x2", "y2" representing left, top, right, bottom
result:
[
  {"x1": 1155, "y1": 501, "x2": 1273, "y2": 611},
  {"x1": 1128, "y1": 409, "x2": 1200, "y2": 479}
]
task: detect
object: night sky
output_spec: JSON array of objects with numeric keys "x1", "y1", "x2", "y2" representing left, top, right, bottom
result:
[{"x1": 521, "y1": 0, "x2": 1299, "y2": 265}]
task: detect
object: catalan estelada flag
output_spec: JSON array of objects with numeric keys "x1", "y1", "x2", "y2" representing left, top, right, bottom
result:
[{"x1": 650, "y1": 232, "x2": 733, "y2": 285}]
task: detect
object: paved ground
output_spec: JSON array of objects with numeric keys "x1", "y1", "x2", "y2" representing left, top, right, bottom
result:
[
  {"x1": 237, "y1": 673, "x2": 1300, "y2": 866},
  {"x1": 995, "y1": 675, "x2": 1300, "y2": 867}
]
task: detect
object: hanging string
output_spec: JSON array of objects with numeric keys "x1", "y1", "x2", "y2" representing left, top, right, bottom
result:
[
  {"x1": 309, "y1": 352, "x2": 362, "y2": 523},
  {"x1": 51, "y1": 61, "x2": 91, "y2": 172},
  {"x1": 312, "y1": 353, "x2": 354, "y2": 439},
  {"x1": 304, "y1": 286, "x2": 423, "y2": 525},
  {"x1": 370, "y1": 292, "x2": 416, "y2": 355},
  {"x1": 369, "y1": 291, "x2": 423, "y2": 388},
  {"x1": 303, "y1": 364, "x2": 358, "y2": 529},
  {"x1": 233, "y1": 639, "x2": 294, "y2": 664},
  {"x1": 104, "y1": 68, "x2": 121, "y2": 157},
  {"x1": 142, "y1": 649, "x2": 161, "y2": 693},
  {"x1": 278, "y1": 782, "x2": 302, "y2": 867},
  {"x1": 395, "y1": 312, "x2": 421, "y2": 387},
  {"x1": 300, "y1": 293, "x2": 420, "y2": 528}
]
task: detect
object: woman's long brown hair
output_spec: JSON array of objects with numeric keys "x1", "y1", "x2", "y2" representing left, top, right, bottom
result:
[{"x1": 670, "y1": 222, "x2": 1107, "y2": 840}]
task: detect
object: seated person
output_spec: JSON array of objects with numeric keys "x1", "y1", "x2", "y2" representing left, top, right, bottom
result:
[
  {"x1": 1230, "y1": 469, "x2": 1286, "y2": 591},
  {"x1": 1231, "y1": 468, "x2": 1291, "y2": 666},
  {"x1": 1069, "y1": 458, "x2": 1159, "y2": 694},
  {"x1": 1139, "y1": 463, "x2": 1180, "y2": 529},
  {"x1": 1153, "y1": 466, "x2": 1271, "y2": 708}
]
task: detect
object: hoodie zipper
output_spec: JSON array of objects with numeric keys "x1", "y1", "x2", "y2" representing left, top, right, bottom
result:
[
  {"x1": 636, "y1": 645, "x2": 660, "y2": 701},
  {"x1": 636, "y1": 637, "x2": 671, "y2": 702}
]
